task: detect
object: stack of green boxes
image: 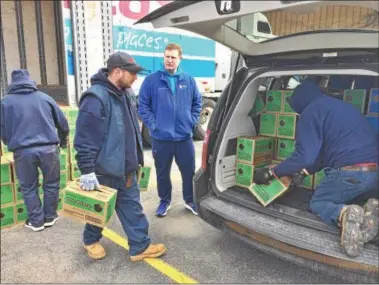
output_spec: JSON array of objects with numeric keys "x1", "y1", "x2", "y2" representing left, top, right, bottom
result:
[{"x1": 1, "y1": 156, "x2": 16, "y2": 229}]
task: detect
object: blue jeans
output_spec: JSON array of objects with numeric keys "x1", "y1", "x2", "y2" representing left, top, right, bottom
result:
[
  {"x1": 14, "y1": 145, "x2": 60, "y2": 226},
  {"x1": 310, "y1": 167, "x2": 379, "y2": 226},
  {"x1": 83, "y1": 174, "x2": 151, "y2": 256},
  {"x1": 152, "y1": 138, "x2": 195, "y2": 203}
]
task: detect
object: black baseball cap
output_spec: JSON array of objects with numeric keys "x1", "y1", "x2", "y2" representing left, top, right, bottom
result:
[{"x1": 107, "y1": 51, "x2": 144, "y2": 73}]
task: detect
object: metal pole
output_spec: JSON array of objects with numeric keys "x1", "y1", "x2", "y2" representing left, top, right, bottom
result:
[
  {"x1": 54, "y1": 1, "x2": 65, "y2": 85},
  {"x1": 14, "y1": 0, "x2": 27, "y2": 69},
  {"x1": 35, "y1": 0, "x2": 47, "y2": 85},
  {"x1": 1, "y1": 15, "x2": 8, "y2": 98}
]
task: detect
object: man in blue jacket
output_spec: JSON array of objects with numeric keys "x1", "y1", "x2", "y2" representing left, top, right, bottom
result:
[
  {"x1": 74, "y1": 52, "x2": 166, "y2": 261},
  {"x1": 254, "y1": 79, "x2": 378, "y2": 257},
  {"x1": 1, "y1": 69, "x2": 69, "y2": 232},
  {"x1": 138, "y1": 43, "x2": 202, "y2": 217}
]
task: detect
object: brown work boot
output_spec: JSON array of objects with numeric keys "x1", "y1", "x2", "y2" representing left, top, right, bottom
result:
[
  {"x1": 84, "y1": 242, "x2": 106, "y2": 260},
  {"x1": 339, "y1": 205, "x2": 364, "y2": 257},
  {"x1": 361, "y1": 198, "x2": 379, "y2": 243},
  {"x1": 130, "y1": 244, "x2": 166, "y2": 262}
]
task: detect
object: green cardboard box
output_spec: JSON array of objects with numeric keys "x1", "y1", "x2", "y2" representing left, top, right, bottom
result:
[
  {"x1": 249, "y1": 92, "x2": 266, "y2": 117},
  {"x1": 249, "y1": 176, "x2": 292, "y2": 207},
  {"x1": 1, "y1": 184, "x2": 14, "y2": 205},
  {"x1": 1, "y1": 157, "x2": 12, "y2": 184},
  {"x1": 277, "y1": 114, "x2": 297, "y2": 139},
  {"x1": 58, "y1": 191, "x2": 65, "y2": 211},
  {"x1": 343, "y1": 89, "x2": 367, "y2": 114},
  {"x1": 236, "y1": 161, "x2": 255, "y2": 188},
  {"x1": 266, "y1": 90, "x2": 283, "y2": 113},
  {"x1": 313, "y1": 170, "x2": 325, "y2": 189},
  {"x1": 236, "y1": 136, "x2": 274, "y2": 165},
  {"x1": 62, "y1": 181, "x2": 117, "y2": 228},
  {"x1": 138, "y1": 166, "x2": 151, "y2": 191},
  {"x1": 15, "y1": 202, "x2": 28, "y2": 223},
  {"x1": 1, "y1": 204, "x2": 15, "y2": 229},
  {"x1": 276, "y1": 138, "x2": 295, "y2": 160},
  {"x1": 70, "y1": 163, "x2": 81, "y2": 180},
  {"x1": 301, "y1": 175, "x2": 314, "y2": 189},
  {"x1": 60, "y1": 153, "x2": 68, "y2": 172},
  {"x1": 282, "y1": 91, "x2": 296, "y2": 114},
  {"x1": 69, "y1": 144, "x2": 77, "y2": 164},
  {"x1": 259, "y1": 113, "x2": 278, "y2": 137}
]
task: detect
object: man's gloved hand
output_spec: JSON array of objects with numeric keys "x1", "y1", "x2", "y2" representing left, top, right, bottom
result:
[
  {"x1": 291, "y1": 170, "x2": 307, "y2": 186},
  {"x1": 79, "y1": 173, "x2": 100, "y2": 191},
  {"x1": 253, "y1": 167, "x2": 275, "y2": 185}
]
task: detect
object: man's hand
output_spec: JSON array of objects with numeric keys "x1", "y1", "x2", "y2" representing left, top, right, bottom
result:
[
  {"x1": 79, "y1": 173, "x2": 100, "y2": 191},
  {"x1": 253, "y1": 167, "x2": 275, "y2": 185}
]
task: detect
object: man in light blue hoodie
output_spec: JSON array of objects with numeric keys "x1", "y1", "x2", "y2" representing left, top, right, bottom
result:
[{"x1": 138, "y1": 43, "x2": 202, "y2": 217}]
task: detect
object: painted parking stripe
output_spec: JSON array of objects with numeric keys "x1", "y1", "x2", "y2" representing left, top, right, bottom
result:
[{"x1": 102, "y1": 227, "x2": 198, "y2": 284}]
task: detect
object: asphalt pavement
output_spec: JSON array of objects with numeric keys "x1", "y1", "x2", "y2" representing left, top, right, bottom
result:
[{"x1": 1, "y1": 141, "x2": 346, "y2": 283}]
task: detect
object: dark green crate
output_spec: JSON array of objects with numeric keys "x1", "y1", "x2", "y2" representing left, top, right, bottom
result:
[
  {"x1": 1, "y1": 205, "x2": 15, "y2": 229},
  {"x1": 1, "y1": 160, "x2": 12, "y2": 184},
  {"x1": 1, "y1": 184, "x2": 14, "y2": 205},
  {"x1": 15, "y1": 202, "x2": 28, "y2": 223}
]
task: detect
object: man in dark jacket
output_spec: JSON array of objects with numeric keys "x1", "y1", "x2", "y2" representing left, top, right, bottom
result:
[
  {"x1": 254, "y1": 79, "x2": 378, "y2": 257},
  {"x1": 74, "y1": 52, "x2": 166, "y2": 261},
  {"x1": 138, "y1": 43, "x2": 202, "y2": 217},
  {"x1": 1, "y1": 69, "x2": 69, "y2": 232}
]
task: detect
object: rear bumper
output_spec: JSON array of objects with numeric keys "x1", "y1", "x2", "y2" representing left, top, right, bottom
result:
[{"x1": 198, "y1": 195, "x2": 379, "y2": 283}]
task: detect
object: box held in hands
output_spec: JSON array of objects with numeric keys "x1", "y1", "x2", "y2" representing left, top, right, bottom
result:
[{"x1": 62, "y1": 181, "x2": 117, "y2": 228}]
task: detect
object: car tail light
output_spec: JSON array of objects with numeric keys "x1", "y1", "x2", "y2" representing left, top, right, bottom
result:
[{"x1": 201, "y1": 129, "x2": 211, "y2": 170}]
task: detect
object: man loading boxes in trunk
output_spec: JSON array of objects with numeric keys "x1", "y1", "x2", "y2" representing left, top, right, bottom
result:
[
  {"x1": 1, "y1": 70, "x2": 69, "y2": 232},
  {"x1": 254, "y1": 79, "x2": 379, "y2": 257},
  {"x1": 74, "y1": 52, "x2": 166, "y2": 261}
]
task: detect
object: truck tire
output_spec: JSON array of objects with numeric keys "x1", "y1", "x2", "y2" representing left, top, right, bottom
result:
[
  {"x1": 142, "y1": 125, "x2": 152, "y2": 148},
  {"x1": 194, "y1": 99, "x2": 217, "y2": 140}
]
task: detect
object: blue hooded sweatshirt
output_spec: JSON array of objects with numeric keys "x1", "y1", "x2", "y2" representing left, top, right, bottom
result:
[
  {"x1": 138, "y1": 69, "x2": 202, "y2": 141},
  {"x1": 273, "y1": 79, "x2": 378, "y2": 177},
  {"x1": 0, "y1": 69, "x2": 69, "y2": 151}
]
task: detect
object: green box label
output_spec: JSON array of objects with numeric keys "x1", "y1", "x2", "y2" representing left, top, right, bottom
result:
[
  {"x1": 259, "y1": 113, "x2": 277, "y2": 136},
  {"x1": 277, "y1": 115, "x2": 296, "y2": 138},
  {"x1": 283, "y1": 91, "x2": 296, "y2": 114},
  {"x1": 1, "y1": 184, "x2": 14, "y2": 205},
  {"x1": 277, "y1": 138, "x2": 295, "y2": 160},
  {"x1": 343, "y1": 90, "x2": 366, "y2": 114},
  {"x1": 250, "y1": 178, "x2": 287, "y2": 205},
  {"x1": 1, "y1": 163, "x2": 11, "y2": 184},
  {"x1": 64, "y1": 191, "x2": 106, "y2": 215},
  {"x1": 139, "y1": 167, "x2": 151, "y2": 189},
  {"x1": 1, "y1": 206, "x2": 15, "y2": 228},
  {"x1": 236, "y1": 162, "x2": 254, "y2": 187},
  {"x1": 266, "y1": 91, "x2": 283, "y2": 113},
  {"x1": 15, "y1": 203, "x2": 28, "y2": 223}
]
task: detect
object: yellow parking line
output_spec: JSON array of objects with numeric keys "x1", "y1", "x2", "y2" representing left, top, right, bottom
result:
[{"x1": 102, "y1": 227, "x2": 198, "y2": 284}]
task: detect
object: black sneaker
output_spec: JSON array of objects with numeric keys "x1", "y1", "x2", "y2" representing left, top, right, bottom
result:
[
  {"x1": 44, "y1": 216, "x2": 59, "y2": 227},
  {"x1": 25, "y1": 219, "x2": 45, "y2": 232}
]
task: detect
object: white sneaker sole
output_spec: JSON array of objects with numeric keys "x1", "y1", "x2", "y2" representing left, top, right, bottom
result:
[
  {"x1": 25, "y1": 224, "x2": 45, "y2": 232},
  {"x1": 156, "y1": 204, "x2": 171, "y2": 217},
  {"x1": 44, "y1": 216, "x2": 60, "y2": 227},
  {"x1": 184, "y1": 204, "x2": 199, "y2": 215}
]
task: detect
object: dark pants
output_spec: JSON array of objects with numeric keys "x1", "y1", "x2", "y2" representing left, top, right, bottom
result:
[
  {"x1": 83, "y1": 173, "x2": 151, "y2": 256},
  {"x1": 310, "y1": 168, "x2": 379, "y2": 226},
  {"x1": 152, "y1": 138, "x2": 195, "y2": 203},
  {"x1": 14, "y1": 145, "x2": 60, "y2": 226}
]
